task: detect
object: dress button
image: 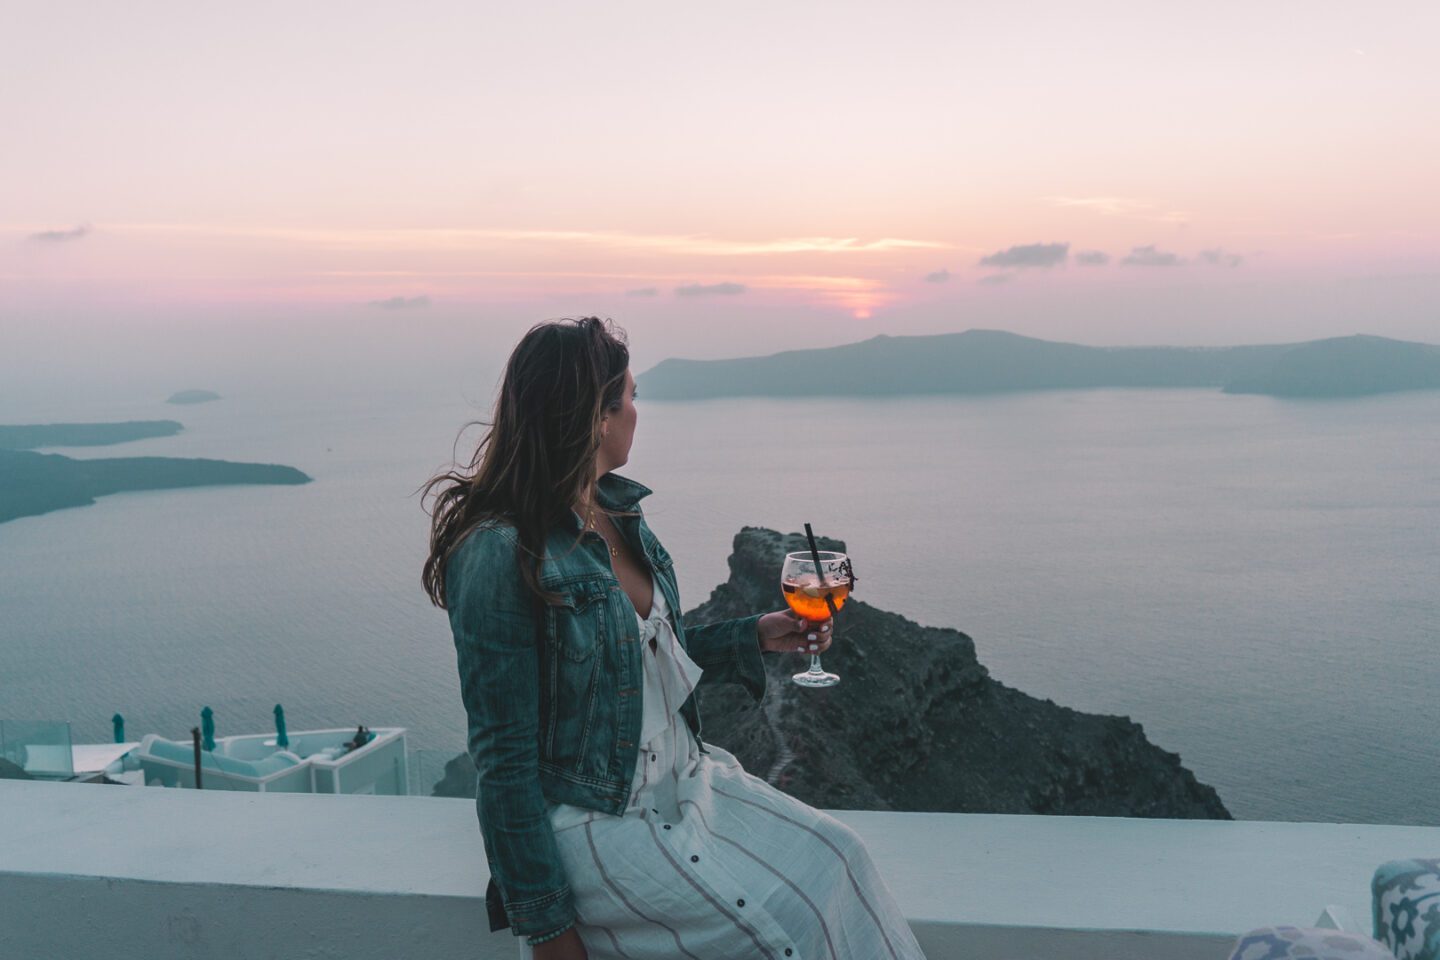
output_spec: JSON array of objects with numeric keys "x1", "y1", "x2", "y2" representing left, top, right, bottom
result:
[
  {"x1": 784, "y1": 951, "x2": 792, "y2": 957},
  {"x1": 650, "y1": 754, "x2": 657, "y2": 761},
  {"x1": 690, "y1": 855, "x2": 699, "y2": 863},
  {"x1": 736, "y1": 898, "x2": 745, "y2": 907},
  {"x1": 663, "y1": 824, "x2": 671, "y2": 830}
]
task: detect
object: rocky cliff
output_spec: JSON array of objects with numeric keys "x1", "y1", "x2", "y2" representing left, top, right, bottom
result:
[
  {"x1": 689, "y1": 527, "x2": 1228, "y2": 818},
  {"x1": 436, "y1": 526, "x2": 1230, "y2": 819}
]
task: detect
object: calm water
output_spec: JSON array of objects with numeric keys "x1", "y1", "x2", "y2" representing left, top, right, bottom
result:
[{"x1": 2, "y1": 382, "x2": 1437, "y2": 824}]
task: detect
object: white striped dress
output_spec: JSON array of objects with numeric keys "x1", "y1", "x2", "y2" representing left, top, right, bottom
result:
[{"x1": 519, "y1": 571, "x2": 928, "y2": 960}]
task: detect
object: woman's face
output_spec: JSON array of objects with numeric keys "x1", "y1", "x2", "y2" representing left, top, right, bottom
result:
[{"x1": 597, "y1": 367, "x2": 637, "y2": 475}]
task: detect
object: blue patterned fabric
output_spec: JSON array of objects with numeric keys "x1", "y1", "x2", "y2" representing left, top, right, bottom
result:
[
  {"x1": 1374, "y1": 859, "x2": 1440, "y2": 960},
  {"x1": 1229, "y1": 925, "x2": 1394, "y2": 960}
]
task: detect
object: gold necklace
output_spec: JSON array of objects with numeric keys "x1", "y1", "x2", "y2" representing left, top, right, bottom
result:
[{"x1": 587, "y1": 507, "x2": 620, "y2": 559}]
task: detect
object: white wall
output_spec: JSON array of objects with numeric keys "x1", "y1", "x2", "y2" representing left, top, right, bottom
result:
[{"x1": 5, "y1": 780, "x2": 1433, "y2": 960}]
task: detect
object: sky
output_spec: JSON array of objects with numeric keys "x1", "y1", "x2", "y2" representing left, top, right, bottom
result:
[{"x1": 3, "y1": 0, "x2": 1438, "y2": 374}]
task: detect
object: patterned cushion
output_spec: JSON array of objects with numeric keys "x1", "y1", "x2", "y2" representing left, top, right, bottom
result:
[
  {"x1": 1374, "y1": 859, "x2": 1440, "y2": 960},
  {"x1": 1229, "y1": 925, "x2": 1395, "y2": 960}
]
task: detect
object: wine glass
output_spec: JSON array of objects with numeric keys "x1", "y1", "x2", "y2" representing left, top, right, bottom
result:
[{"x1": 781, "y1": 551, "x2": 851, "y2": 688}]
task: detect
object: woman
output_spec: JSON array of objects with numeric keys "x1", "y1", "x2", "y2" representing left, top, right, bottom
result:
[{"x1": 423, "y1": 317, "x2": 926, "y2": 960}]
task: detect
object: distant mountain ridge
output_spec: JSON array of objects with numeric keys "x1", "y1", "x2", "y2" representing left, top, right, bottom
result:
[{"x1": 636, "y1": 330, "x2": 1440, "y2": 399}]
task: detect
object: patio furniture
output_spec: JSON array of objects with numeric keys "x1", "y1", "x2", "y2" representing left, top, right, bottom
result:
[
  {"x1": 1374, "y1": 859, "x2": 1440, "y2": 960},
  {"x1": 1228, "y1": 925, "x2": 1394, "y2": 960}
]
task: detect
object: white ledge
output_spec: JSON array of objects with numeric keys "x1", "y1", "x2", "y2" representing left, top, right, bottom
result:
[{"x1": 3, "y1": 779, "x2": 1431, "y2": 959}]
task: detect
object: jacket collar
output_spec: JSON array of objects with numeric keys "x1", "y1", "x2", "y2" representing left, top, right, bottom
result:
[
  {"x1": 563, "y1": 472, "x2": 653, "y2": 532},
  {"x1": 596, "y1": 471, "x2": 653, "y2": 510}
]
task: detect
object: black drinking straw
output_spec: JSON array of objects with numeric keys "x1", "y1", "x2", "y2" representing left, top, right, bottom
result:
[{"x1": 803, "y1": 523, "x2": 840, "y2": 618}]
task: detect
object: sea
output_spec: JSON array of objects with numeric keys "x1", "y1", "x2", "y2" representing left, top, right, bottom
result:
[{"x1": 2, "y1": 371, "x2": 1437, "y2": 825}]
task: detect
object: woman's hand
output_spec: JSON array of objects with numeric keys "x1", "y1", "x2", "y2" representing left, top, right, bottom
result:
[
  {"x1": 757, "y1": 610, "x2": 833, "y2": 655},
  {"x1": 532, "y1": 928, "x2": 588, "y2": 960}
]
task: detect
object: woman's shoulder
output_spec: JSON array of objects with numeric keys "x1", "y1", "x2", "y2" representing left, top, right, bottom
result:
[
  {"x1": 456, "y1": 517, "x2": 521, "y2": 549},
  {"x1": 444, "y1": 521, "x2": 532, "y2": 621},
  {"x1": 446, "y1": 520, "x2": 521, "y2": 584}
]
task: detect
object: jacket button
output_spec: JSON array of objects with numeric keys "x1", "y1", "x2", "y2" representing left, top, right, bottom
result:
[
  {"x1": 736, "y1": 898, "x2": 745, "y2": 908},
  {"x1": 785, "y1": 950, "x2": 793, "y2": 957},
  {"x1": 663, "y1": 824, "x2": 671, "y2": 830},
  {"x1": 690, "y1": 855, "x2": 699, "y2": 863}
]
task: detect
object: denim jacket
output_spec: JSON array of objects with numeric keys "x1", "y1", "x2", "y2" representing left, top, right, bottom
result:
[{"x1": 444, "y1": 472, "x2": 766, "y2": 937}]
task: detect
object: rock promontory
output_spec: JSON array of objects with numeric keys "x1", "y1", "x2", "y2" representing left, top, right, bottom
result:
[
  {"x1": 0, "y1": 421, "x2": 184, "y2": 450},
  {"x1": 0, "y1": 449, "x2": 312, "y2": 525},
  {"x1": 436, "y1": 526, "x2": 1230, "y2": 819}
]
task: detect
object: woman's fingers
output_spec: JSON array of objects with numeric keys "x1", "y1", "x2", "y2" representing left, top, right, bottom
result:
[
  {"x1": 768, "y1": 609, "x2": 834, "y2": 654},
  {"x1": 784, "y1": 612, "x2": 831, "y2": 634},
  {"x1": 795, "y1": 614, "x2": 833, "y2": 654},
  {"x1": 795, "y1": 637, "x2": 833, "y2": 654}
]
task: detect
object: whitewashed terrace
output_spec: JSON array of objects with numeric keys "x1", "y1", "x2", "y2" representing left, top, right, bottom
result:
[{"x1": 3, "y1": 780, "x2": 1429, "y2": 959}]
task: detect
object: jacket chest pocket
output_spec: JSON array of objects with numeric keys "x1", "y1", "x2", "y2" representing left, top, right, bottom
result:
[{"x1": 545, "y1": 580, "x2": 609, "y2": 662}]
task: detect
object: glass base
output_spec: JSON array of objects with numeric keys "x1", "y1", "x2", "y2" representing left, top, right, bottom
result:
[{"x1": 791, "y1": 669, "x2": 840, "y2": 688}]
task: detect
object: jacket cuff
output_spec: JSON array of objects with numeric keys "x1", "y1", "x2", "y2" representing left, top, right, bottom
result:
[
  {"x1": 731, "y1": 613, "x2": 767, "y2": 702},
  {"x1": 504, "y1": 884, "x2": 576, "y2": 939}
]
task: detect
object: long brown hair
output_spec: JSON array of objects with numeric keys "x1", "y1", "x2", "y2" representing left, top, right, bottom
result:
[{"x1": 421, "y1": 316, "x2": 630, "y2": 609}]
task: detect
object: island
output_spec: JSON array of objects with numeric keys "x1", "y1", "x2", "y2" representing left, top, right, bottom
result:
[
  {"x1": 432, "y1": 526, "x2": 1230, "y2": 819},
  {"x1": 1222, "y1": 335, "x2": 1440, "y2": 397},
  {"x1": 0, "y1": 421, "x2": 184, "y2": 450},
  {"x1": 635, "y1": 330, "x2": 1440, "y2": 400},
  {"x1": 0, "y1": 449, "x2": 312, "y2": 525},
  {"x1": 166, "y1": 390, "x2": 222, "y2": 405}
]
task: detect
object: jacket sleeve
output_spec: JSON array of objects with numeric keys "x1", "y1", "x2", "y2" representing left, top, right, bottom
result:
[
  {"x1": 445, "y1": 527, "x2": 575, "y2": 938},
  {"x1": 683, "y1": 613, "x2": 767, "y2": 702}
]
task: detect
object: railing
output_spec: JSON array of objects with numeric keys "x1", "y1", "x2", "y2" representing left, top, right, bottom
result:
[
  {"x1": 0, "y1": 718, "x2": 74, "y2": 778},
  {"x1": 3, "y1": 779, "x2": 1433, "y2": 960}
]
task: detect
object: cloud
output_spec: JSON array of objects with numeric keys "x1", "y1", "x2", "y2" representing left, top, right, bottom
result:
[
  {"x1": 29, "y1": 223, "x2": 91, "y2": 242},
  {"x1": 674, "y1": 282, "x2": 746, "y2": 296},
  {"x1": 1199, "y1": 248, "x2": 1244, "y2": 267},
  {"x1": 1075, "y1": 250, "x2": 1110, "y2": 266},
  {"x1": 625, "y1": 287, "x2": 659, "y2": 297},
  {"x1": 978, "y1": 242, "x2": 1069, "y2": 269},
  {"x1": 922, "y1": 269, "x2": 952, "y2": 283},
  {"x1": 1042, "y1": 196, "x2": 1190, "y2": 224},
  {"x1": 978, "y1": 274, "x2": 1012, "y2": 286},
  {"x1": 111, "y1": 223, "x2": 947, "y2": 257},
  {"x1": 1120, "y1": 245, "x2": 1183, "y2": 267},
  {"x1": 369, "y1": 295, "x2": 431, "y2": 309}
]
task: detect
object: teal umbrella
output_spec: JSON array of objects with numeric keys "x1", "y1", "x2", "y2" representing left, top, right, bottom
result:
[
  {"x1": 112, "y1": 713, "x2": 125, "y2": 743},
  {"x1": 201, "y1": 706, "x2": 215, "y2": 751},
  {"x1": 273, "y1": 704, "x2": 289, "y2": 749}
]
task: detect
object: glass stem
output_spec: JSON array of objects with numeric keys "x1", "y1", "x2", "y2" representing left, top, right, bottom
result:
[{"x1": 808, "y1": 653, "x2": 824, "y2": 674}]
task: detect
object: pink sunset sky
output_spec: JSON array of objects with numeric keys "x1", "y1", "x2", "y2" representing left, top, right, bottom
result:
[{"x1": 3, "y1": 1, "x2": 1438, "y2": 361}]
